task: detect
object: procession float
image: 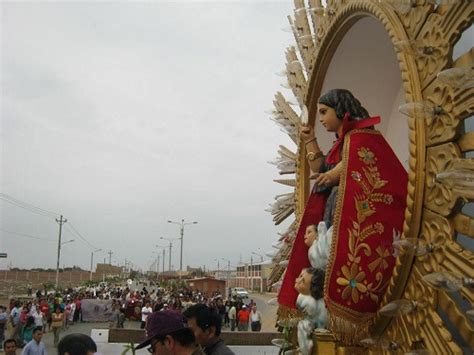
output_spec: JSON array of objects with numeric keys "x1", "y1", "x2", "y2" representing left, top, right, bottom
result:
[{"x1": 266, "y1": 0, "x2": 473, "y2": 354}]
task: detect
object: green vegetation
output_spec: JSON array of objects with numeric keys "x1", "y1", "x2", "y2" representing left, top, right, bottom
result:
[{"x1": 122, "y1": 342, "x2": 136, "y2": 355}]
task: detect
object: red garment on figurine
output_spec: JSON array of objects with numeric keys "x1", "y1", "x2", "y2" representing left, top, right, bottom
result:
[
  {"x1": 278, "y1": 115, "x2": 380, "y2": 309},
  {"x1": 278, "y1": 116, "x2": 407, "y2": 327}
]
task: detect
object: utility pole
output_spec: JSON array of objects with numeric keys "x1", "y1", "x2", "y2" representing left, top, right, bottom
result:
[
  {"x1": 160, "y1": 238, "x2": 178, "y2": 272},
  {"x1": 168, "y1": 242, "x2": 172, "y2": 271},
  {"x1": 179, "y1": 222, "x2": 184, "y2": 276},
  {"x1": 168, "y1": 219, "x2": 198, "y2": 280},
  {"x1": 214, "y1": 259, "x2": 220, "y2": 279},
  {"x1": 156, "y1": 245, "x2": 166, "y2": 276},
  {"x1": 55, "y1": 215, "x2": 67, "y2": 289},
  {"x1": 108, "y1": 250, "x2": 113, "y2": 265},
  {"x1": 250, "y1": 256, "x2": 253, "y2": 291},
  {"x1": 90, "y1": 249, "x2": 102, "y2": 281},
  {"x1": 162, "y1": 249, "x2": 165, "y2": 273}
]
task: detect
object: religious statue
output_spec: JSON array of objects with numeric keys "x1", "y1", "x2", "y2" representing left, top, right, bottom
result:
[
  {"x1": 304, "y1": 222, "x2": 333, "y2": 270},
  {"x1": 278, "y1": 89, "x2": 408, "y2": 344},
  {"x1": 294, "y1": 267, "x2": 327, "y2": 355}
]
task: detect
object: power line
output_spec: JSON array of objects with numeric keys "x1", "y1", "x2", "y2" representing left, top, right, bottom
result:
[
  {"x1": 66, "y1": 222, "x2": 99, "y2": 250},
  {"x1": 0, "y1": 193, "x2": 60, "y2": 216},
  {"x1": 0, "y1": 197, "x2": 56, "y2": 219},
  {"x1": 0, "y1": 193, "x2": 59, "y2": 219},
  {"x1": 0, "y1": 228, "x2": 56, "y2": 242},
  {"x1": 65, "y1": 223, "x2": 132, "y2": 270}
]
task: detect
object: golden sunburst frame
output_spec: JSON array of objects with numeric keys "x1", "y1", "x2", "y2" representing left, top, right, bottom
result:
[{"x1": 267, "y1": 0, "x2": 473, "y2": 354}]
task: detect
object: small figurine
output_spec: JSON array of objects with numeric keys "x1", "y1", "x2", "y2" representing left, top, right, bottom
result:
[
  {"x1": 304, "y1": 221, "x2": 333, "y2": 270},
  {"x1": 294, "y1": 268, "x2": 327, "y2": 355}
]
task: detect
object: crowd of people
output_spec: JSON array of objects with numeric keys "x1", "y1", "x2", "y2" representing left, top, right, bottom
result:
[
  {"x1": 0, "y1": 281, "x2": 264, "y2": 355},
  {"x1": 1, "y1": 290, "x2": 86, "y2": 350},
  {"x1": 125, "y1": 284, "x2": 263, "y2": 334}
]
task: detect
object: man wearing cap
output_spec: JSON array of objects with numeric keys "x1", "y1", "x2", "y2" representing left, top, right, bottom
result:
[
  {"x1": 135, "y1": 310, "x2": 202, "y2": 355},
  {"x1": 183, "y1": 304, "x2": 234, "y2": 355}
]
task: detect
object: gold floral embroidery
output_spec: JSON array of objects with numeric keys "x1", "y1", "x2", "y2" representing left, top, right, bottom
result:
[
  {"x1": 357, "y1": 147, "x2": 376, "y2": 164},
  {"x1": 337, "y1": 147, "x2": 394, "y2": 305},
  {"x1": 336, "y1": 263, "x2": 367, "y2": 303},
  {"x1": 368, "y1": 246, "x2": 391, "y2": 272}
]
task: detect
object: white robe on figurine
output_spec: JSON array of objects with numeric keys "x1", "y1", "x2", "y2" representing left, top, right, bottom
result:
[
  {"x1": 308, "y1": 222, "x2": 333, "y2": 270},
  {"x1": 296, "y1": 294, "x2": 327, "y2": 355}
]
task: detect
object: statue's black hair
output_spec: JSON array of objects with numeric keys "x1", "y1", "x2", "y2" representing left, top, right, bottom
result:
[{"x1": 318, "y1": 89, "x2": 370, "y2": 121}]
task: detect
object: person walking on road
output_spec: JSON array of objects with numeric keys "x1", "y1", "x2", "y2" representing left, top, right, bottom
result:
[
  {"x1": 0, "y1": 305, "x2": 7, "y2": 349},
  {"x1": 20, "y1": 317, "x2": 35, "y2": 346},
  {"x1": 141, "y1": 302, "x2": 153, "y2": 329},
  {"x1": 228, "y1": 304, "x2": 236, "y2": 332},
  {"x1": 51, "y1": 307, "x2": 63, "y2": 347},
  {"x1": 237, "y1": 305, "x2": 249, "y2": 331},
  {"x1": 249, "y1": 305, "x2": 262, "y2": 332},
  {"x1": 10, "y1": 302, "x2": 22, "y2": 345},
  {"x1": 31, "y1": 308, "x2": 44, "y2": 330},
  {"x1": 20, "y1": 327, "x2": 47, "y2": 355}
]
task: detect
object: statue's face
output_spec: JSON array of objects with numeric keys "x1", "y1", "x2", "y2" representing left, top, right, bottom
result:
[
  {"x1": 318, "y1": 103, "x2": 341, "y2": 133},
  {"x1": 304, "y1": 225, "x2": 317, "y2": 247},
  {"x1": 294, "y1": 269, "x2": 312, "y2": 295}
]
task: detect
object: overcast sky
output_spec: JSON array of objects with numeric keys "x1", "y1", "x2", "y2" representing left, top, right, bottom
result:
[{"x1": 1, "y1": 1, "x2": 299, "y2": 272}]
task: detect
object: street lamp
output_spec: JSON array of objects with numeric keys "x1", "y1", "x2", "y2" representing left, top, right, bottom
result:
[
  {"x1": 160, "y1": 237, "x2": 179, "y2": 272},
  {"x1": 55, "y1": 239, "x2": 74, "y2": 289},
  {"x1": 90, "y1": 248, "x2": 102, "y2": 281},
  {"x1": 168, "y1": 219, "x2": 198, "y2": 278}
]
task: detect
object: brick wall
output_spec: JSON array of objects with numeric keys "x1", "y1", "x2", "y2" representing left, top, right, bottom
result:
[{"x1": 0, "y1": 269, "x2": 106, "y2": 289}]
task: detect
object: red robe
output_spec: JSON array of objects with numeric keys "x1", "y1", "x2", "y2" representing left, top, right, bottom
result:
[{"x1": 278, "y1": 118, "x2": 407, "y2": 333}]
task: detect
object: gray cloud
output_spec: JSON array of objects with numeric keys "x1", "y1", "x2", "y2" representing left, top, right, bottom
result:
[{"x1": 1, "y1": 1, "x2": 295, "y2": 272}]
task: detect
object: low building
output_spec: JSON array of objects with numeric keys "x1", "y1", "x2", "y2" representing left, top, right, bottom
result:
[
  {"x1": 159, "y1": 270, "x2": 194, "y2": 280},
  {"x1": 95, "y1": 263, "x2": 123, "y2": 278},
  {"x1": 208, "y1": 269, "x2": 237, "y2": 280},
  {"x1": 231, "y1": 260, "x2": 272, "y2": 292}
]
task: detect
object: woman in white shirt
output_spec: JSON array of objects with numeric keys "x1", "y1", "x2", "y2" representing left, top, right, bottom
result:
[{"x1": 32, "y1": 308, "x2": 44, "y2": 328}]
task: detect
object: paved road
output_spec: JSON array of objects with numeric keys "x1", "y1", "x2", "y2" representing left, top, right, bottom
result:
[{"x1": 246, "y1": 292, "x2": 278, "y2": 332}]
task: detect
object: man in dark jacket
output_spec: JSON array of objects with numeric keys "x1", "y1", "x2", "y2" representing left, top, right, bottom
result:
[
  {"x1": 135, "y1": 311, "x2": 202, "y2": 355},
  {"x1": 183, "y1": 304, "x2": 234, "y2": 355}
]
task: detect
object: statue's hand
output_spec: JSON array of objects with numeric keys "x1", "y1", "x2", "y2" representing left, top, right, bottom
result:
[
  {"x1": 313, "y1": 171, "x2": 338, "y2": 187},
  {"x1": 300, "y1": 125, "x2": 315, "y2": 142}
]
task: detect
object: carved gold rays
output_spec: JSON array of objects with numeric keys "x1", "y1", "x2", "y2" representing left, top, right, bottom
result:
[{"x1": 267, "y1": 0, "x2": 473, "y2": 353}]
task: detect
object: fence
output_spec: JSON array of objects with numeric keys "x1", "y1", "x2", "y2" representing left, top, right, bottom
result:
[{"x1": 0, "y1": 269, "x2": 106, "y2": 291}]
